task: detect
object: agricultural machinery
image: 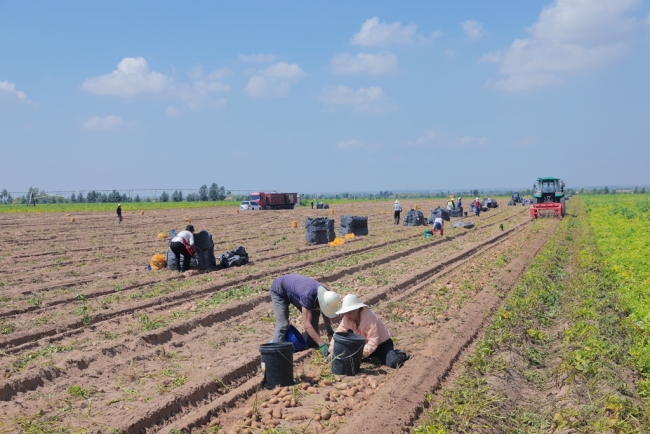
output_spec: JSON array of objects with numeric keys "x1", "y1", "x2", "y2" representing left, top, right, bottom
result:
[
  {"x1": 508, "y1": 191, "x2": 520, "y2": 206},
  {"x1": 530, "y1": 177, "x2": 566, "y2": 219}
]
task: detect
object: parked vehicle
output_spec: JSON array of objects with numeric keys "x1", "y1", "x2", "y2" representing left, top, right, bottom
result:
[
  {"x1": 239, "y1": 201, "x2": 262, "y2": 211},
  {"x1": 248, "y1": 192, "x2": 297, "y2": 210}
]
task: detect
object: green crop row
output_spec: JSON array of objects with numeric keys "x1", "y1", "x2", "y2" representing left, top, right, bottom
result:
[
  {"x1": 584, "y1": 194, "x2": 650, "y2": 397},
  {"x1": 415, "y1": 198, "x2": 648, "y2": 433}
]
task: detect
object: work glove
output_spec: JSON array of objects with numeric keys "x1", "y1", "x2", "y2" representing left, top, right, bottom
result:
[
  {"x1": 319, "y1": 344, "x2": 329, "y2": 356},
  {"x1": 326, "y1": 325, "x2": 334, "y2": 339}
]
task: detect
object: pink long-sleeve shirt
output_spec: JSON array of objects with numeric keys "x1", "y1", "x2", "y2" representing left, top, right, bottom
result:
[{"x1": 330, "y1": 308, "x2": 391, "y2": 358}]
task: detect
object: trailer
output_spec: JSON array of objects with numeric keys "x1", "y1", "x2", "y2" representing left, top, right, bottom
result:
[{"x1": 248, "y1": 192, "x2": 297, "y2": 210}]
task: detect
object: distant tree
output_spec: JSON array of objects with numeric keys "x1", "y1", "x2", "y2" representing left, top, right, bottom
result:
[
  {"x1": 642, "y1": 187, "x2": 647, "y2": 194},
  {"x1": 134, "y1": 194, "x2": 141, "y2": 203},
  {"x1": 198, "y1": 185, "x2": 208, "y2": 201},
  {"x1": 604, "y1": 186, "x2": 610, "y2": 194},
  {"x1": 634, "y1": 186, "x2": 639, "y2": 194},
  {"x1": 0, "y1": 189, "x2": 7, "y2": 204},
  {"x1": 208, "y1": 183, "x2": 219, "y2": 201},
  {"x1": 107, "y1": 189, "x2": 121, "y2": 202},
  {"x1": 186, "y1": 193, "x2": 197, "y2": 202},
  {"x1": 160, "y1": 191, "x2": 169, "y2": 202},
  {"x1": 70, "y1": 193, "x2": 76, "y2": 203},
  {"x1": 77, "y1": 191, "x2": 85, "y2": 203},
  {"x1": 171, "y1": 190, "x2": 183, "y2": 202}
]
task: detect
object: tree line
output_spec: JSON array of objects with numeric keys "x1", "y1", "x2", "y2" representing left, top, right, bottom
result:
[{"x1": 0, "y1": 184, "x2": 229, "y2": 205}]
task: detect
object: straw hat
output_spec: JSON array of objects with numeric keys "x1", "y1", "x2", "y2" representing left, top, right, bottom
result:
[
  {"x1": 335, "y1": 294, "x2": 368, "y2": 315},
  {"x1": 394, "y1": 199, "x2": 400, "y2": 204},
  {"x1": 317, "y1": 286, "x2": 340, "y2": 318}
]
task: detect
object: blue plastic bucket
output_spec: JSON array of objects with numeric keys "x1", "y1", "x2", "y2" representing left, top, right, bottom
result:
[{"x1": 285, "y1": 325, "x2": 308, "y2": 351}]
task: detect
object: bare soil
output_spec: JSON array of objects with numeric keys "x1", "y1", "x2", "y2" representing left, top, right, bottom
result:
[{"x1": 0, "y1": 200, "x2": 551, "y2": 433}]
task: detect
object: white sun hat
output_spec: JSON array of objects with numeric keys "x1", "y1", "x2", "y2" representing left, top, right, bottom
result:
[
  {"x1": 317, "y1": 286, "x2": 340, "y2": 318},
  {"x1": 335, "y1": 294, "x2": 368, "y2": 315},
  {"x1": 395, "y1": 199, "x2": 400, "y2": 204}
]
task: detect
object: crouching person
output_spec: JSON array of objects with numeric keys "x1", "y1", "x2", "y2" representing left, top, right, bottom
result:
[
  {"x1": 328, "y1": 294, "x2": 409, "y2": 368},
  {"x1": 270, "y1": 274, "x2": 340, "y2": 356}
]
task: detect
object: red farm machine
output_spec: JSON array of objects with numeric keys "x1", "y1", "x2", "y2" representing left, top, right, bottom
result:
[
  {"x1": 530, "y1": 177, "x2": 566, "y2": 219},
  {"x1": 248, "y1": 192, "x2": 298, "y2": 210}
]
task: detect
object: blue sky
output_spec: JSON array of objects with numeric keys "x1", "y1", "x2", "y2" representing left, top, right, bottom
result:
[{"x1": 1, "y1": 0, "x2": 649, "y2": 195}]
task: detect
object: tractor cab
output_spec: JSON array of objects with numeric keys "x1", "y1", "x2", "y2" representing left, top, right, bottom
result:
[{"x1": 531, "y1": 177, "x2": 566, "y2": 219}]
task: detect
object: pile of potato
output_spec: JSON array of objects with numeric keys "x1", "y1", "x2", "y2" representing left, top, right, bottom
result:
[{"x1": 219, "y1": 373, "x2": 385, "y2": 434}]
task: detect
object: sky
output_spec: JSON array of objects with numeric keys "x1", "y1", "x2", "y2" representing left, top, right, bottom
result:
[{"x1": 1, "y1": 0, "x2": 650, "y2": 195}]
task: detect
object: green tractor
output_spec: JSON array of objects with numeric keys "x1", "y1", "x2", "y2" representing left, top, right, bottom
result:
[{"x1": 530, "y1": 177, "x2": 566, "y2": 219}]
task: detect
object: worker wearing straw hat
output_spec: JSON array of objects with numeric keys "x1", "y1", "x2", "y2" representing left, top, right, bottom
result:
[
  {"x1": 328, "y1": 294, "x2": 410, "y2": 368},
  {"x1": 393, "y1": 200, "x2": 402, "y2": 225},
  {"x1": 270, "y1": 274, "x2": 340, "y2": 356}
]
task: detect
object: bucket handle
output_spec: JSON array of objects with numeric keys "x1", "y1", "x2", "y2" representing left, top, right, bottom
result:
[{"x1": 331, "y1": 344, "x2": 364, "y2": 362}]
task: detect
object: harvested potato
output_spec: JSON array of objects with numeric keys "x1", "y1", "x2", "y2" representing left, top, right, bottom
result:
[
  {"x1": 260, "y1": 402, "x2": 268, "y2": 408},
  {"x1": 272, "y1": 387, "x2": 282, "y2": 395},
  {"x1": 321, "y1": 408, "x2": 332, "y2": 420},
  {"x1": 244, "y1": 409, "x2": 253, "y2": 418},
  {"x1": 336, "y1": 407, "x2": 346, "y2": 416},
  {"x1": 272, "y1": 409, "x2": 282, "y2": 419},
  {"x1": 321, "y1": 379, "x2": 333, "y2": 386},
  {"x1": 307, "y1": 386, "x2": 318, "y2": 394},
  {"x1": 301, "y1": 383, "x2": 310, "y2": 390},
  {"x1": 242, "y1": 419, "x2": 252, "y2": 427},
  {"x1": 269, "y1": 397, "x2": 279, "y2": 404}
]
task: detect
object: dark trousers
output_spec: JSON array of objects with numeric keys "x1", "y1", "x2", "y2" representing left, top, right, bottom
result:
[
  {"x1": 170, "y1": 241, "x2": 190, "y2": 272},
  {"x1": 270, "y1": 290, "x2": 321, "y2": 346},
  {"x1": 366, "y1": 338, "x2": 408, "y2": 368},
  {"x1": 475, "y1": 207, "x2": 480, "y2": 217},
  {"x1": 394, "y1": 210, "x2": 401, "y2": 225}
]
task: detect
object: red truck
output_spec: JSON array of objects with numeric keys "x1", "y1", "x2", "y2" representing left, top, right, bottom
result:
[{"x1": 248, "y1": 192, "x2": 298, "y2": 210}]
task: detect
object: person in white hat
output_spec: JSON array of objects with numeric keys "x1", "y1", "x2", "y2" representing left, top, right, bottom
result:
[
  {"x1": 393, "y1": 200, "x2": 402, "y2": 225},
  {"x1": 116, "y1": 203, "x2": 122, "y2": 224},
  {"x1": 270, "y1": 274, "x2": 340, "y2": 356},
  {"x1": 328, "y1": 294, "x2": 409, "y2": 369}
]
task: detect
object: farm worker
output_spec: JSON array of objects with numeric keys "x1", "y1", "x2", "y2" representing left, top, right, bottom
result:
[
  {"x1": 475, "y1": 198, "x2": 481, "y2": 217},
  {"x1": 170, "y1": 225, "x2": 196, "y2": 273},
  {"x1": 393, "y1": 200, "x2": 402, "y2": 225},
  {"x1": 446, "y1": 200, "x2": 453, "y2": 211},
  {"x1": 311, "y1": 201, "x2": 314, "y2": 209},
  {"x1": 270, "y1": 274, "x2": 340, "y2": 356},
  {"x1": 327, "y1": 294, "x2": 410, "y2": 369},
  {"x1": 116, "y1": 203, "x2": 123, "y2": 224},
  {"x1": 449, "y1": 197, "x2": 455, "y2": 209},
  {"x1": 432, "y1": 216, "x2": 444, "y2": 236},
  {"x1": 457, "y1": 197, "x2": 462, "y2": 209}
]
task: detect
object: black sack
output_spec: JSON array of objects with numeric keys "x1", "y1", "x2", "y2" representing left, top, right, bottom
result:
[
  {"x1": 449, "y1": 207, "x2": 463, "y2": 218},
  {"x1": 403, "y1": 210, "x2": 425, "y2": 226},
  {"x1": 430, "y1": 207, "x2": 451, "y2": 222},
  {"x1": 194, "y1": 230, "x2": 217, "y2": 269},
  {"x1": 339, "y1": 215, "x2": 368, "y2": 236},
  {"x1": 305, "y1": 217, "x2": 335, "y2": 244},
  {"x1": 219, "y1": 246, "x2": 249, "y2": 268}
]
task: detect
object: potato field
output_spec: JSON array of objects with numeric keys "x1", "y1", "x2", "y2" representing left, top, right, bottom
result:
[{"x1": 0, "y1": 198, "x2": 646, "y2": 434}]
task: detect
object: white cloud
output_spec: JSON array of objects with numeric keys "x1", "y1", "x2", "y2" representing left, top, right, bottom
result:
[
  {"x1": 482, "y1": 0, "x2": 643, "y2": 91},
  {"x1": 81, "y1": 57, "x2": 169, "y2": 97},
  {"x1": 244, "y1": 62, "x2": 305, "y2": 98},
  {"x1": 457, "y1": 135, "x2": 487, "y2": 146},
  {"x1": 83, "y1": 115, "x2": 125, "y2": 131},
  {"x1": 336, "y1": 139, "x2": 363, "y2": 149},
  {"x1": 444, "y1": 48, "x2": 456, "y2": 58},
  {"x1": 0, "y1": 80, "x2": 35, "y2": 106},
  {"x1": 239, "y1": 54, "x2": 276, "y2": 63},
  {"x1": 351, "y1": 17, "x2": 417, "y2": 47},
  {"x1": 330, "y1": 52, "x2": 399, "y2": 75},
  {"x1": 166, "y1": 107, "x2": 179, "y2": 117},
  {"x1": 319, "y1": 85, "x2": 397, "y2": 114},
  {"x1": 462, "y1": 20, "x2": 484, "y2": 40}
]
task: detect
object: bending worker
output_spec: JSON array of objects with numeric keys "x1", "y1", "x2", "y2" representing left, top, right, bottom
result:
[
  {"x1": 432, "y1": 215, "x2": 444, "y2": 237},
  {"x1": 270, "y1": 274, "x2": 340, "y2": 356},
  {"x1": 328, "y1": 294, "x2": 409, "y2": 369},
  {"x1": 170, "y1": 224, "x2": 196, "y2": 272}
]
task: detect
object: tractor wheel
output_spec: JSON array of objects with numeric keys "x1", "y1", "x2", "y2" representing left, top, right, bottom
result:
[{"x1": 560, "y1": 198, "x2": 566, "y2": 217}]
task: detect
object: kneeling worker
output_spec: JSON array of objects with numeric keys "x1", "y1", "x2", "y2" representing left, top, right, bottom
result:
[
  {"x1": 270, "y1": 274, "x2": 340, "y2": 356},
  {"x1": 328, "y1": 294, "x2": 409, "y2": 368}
]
